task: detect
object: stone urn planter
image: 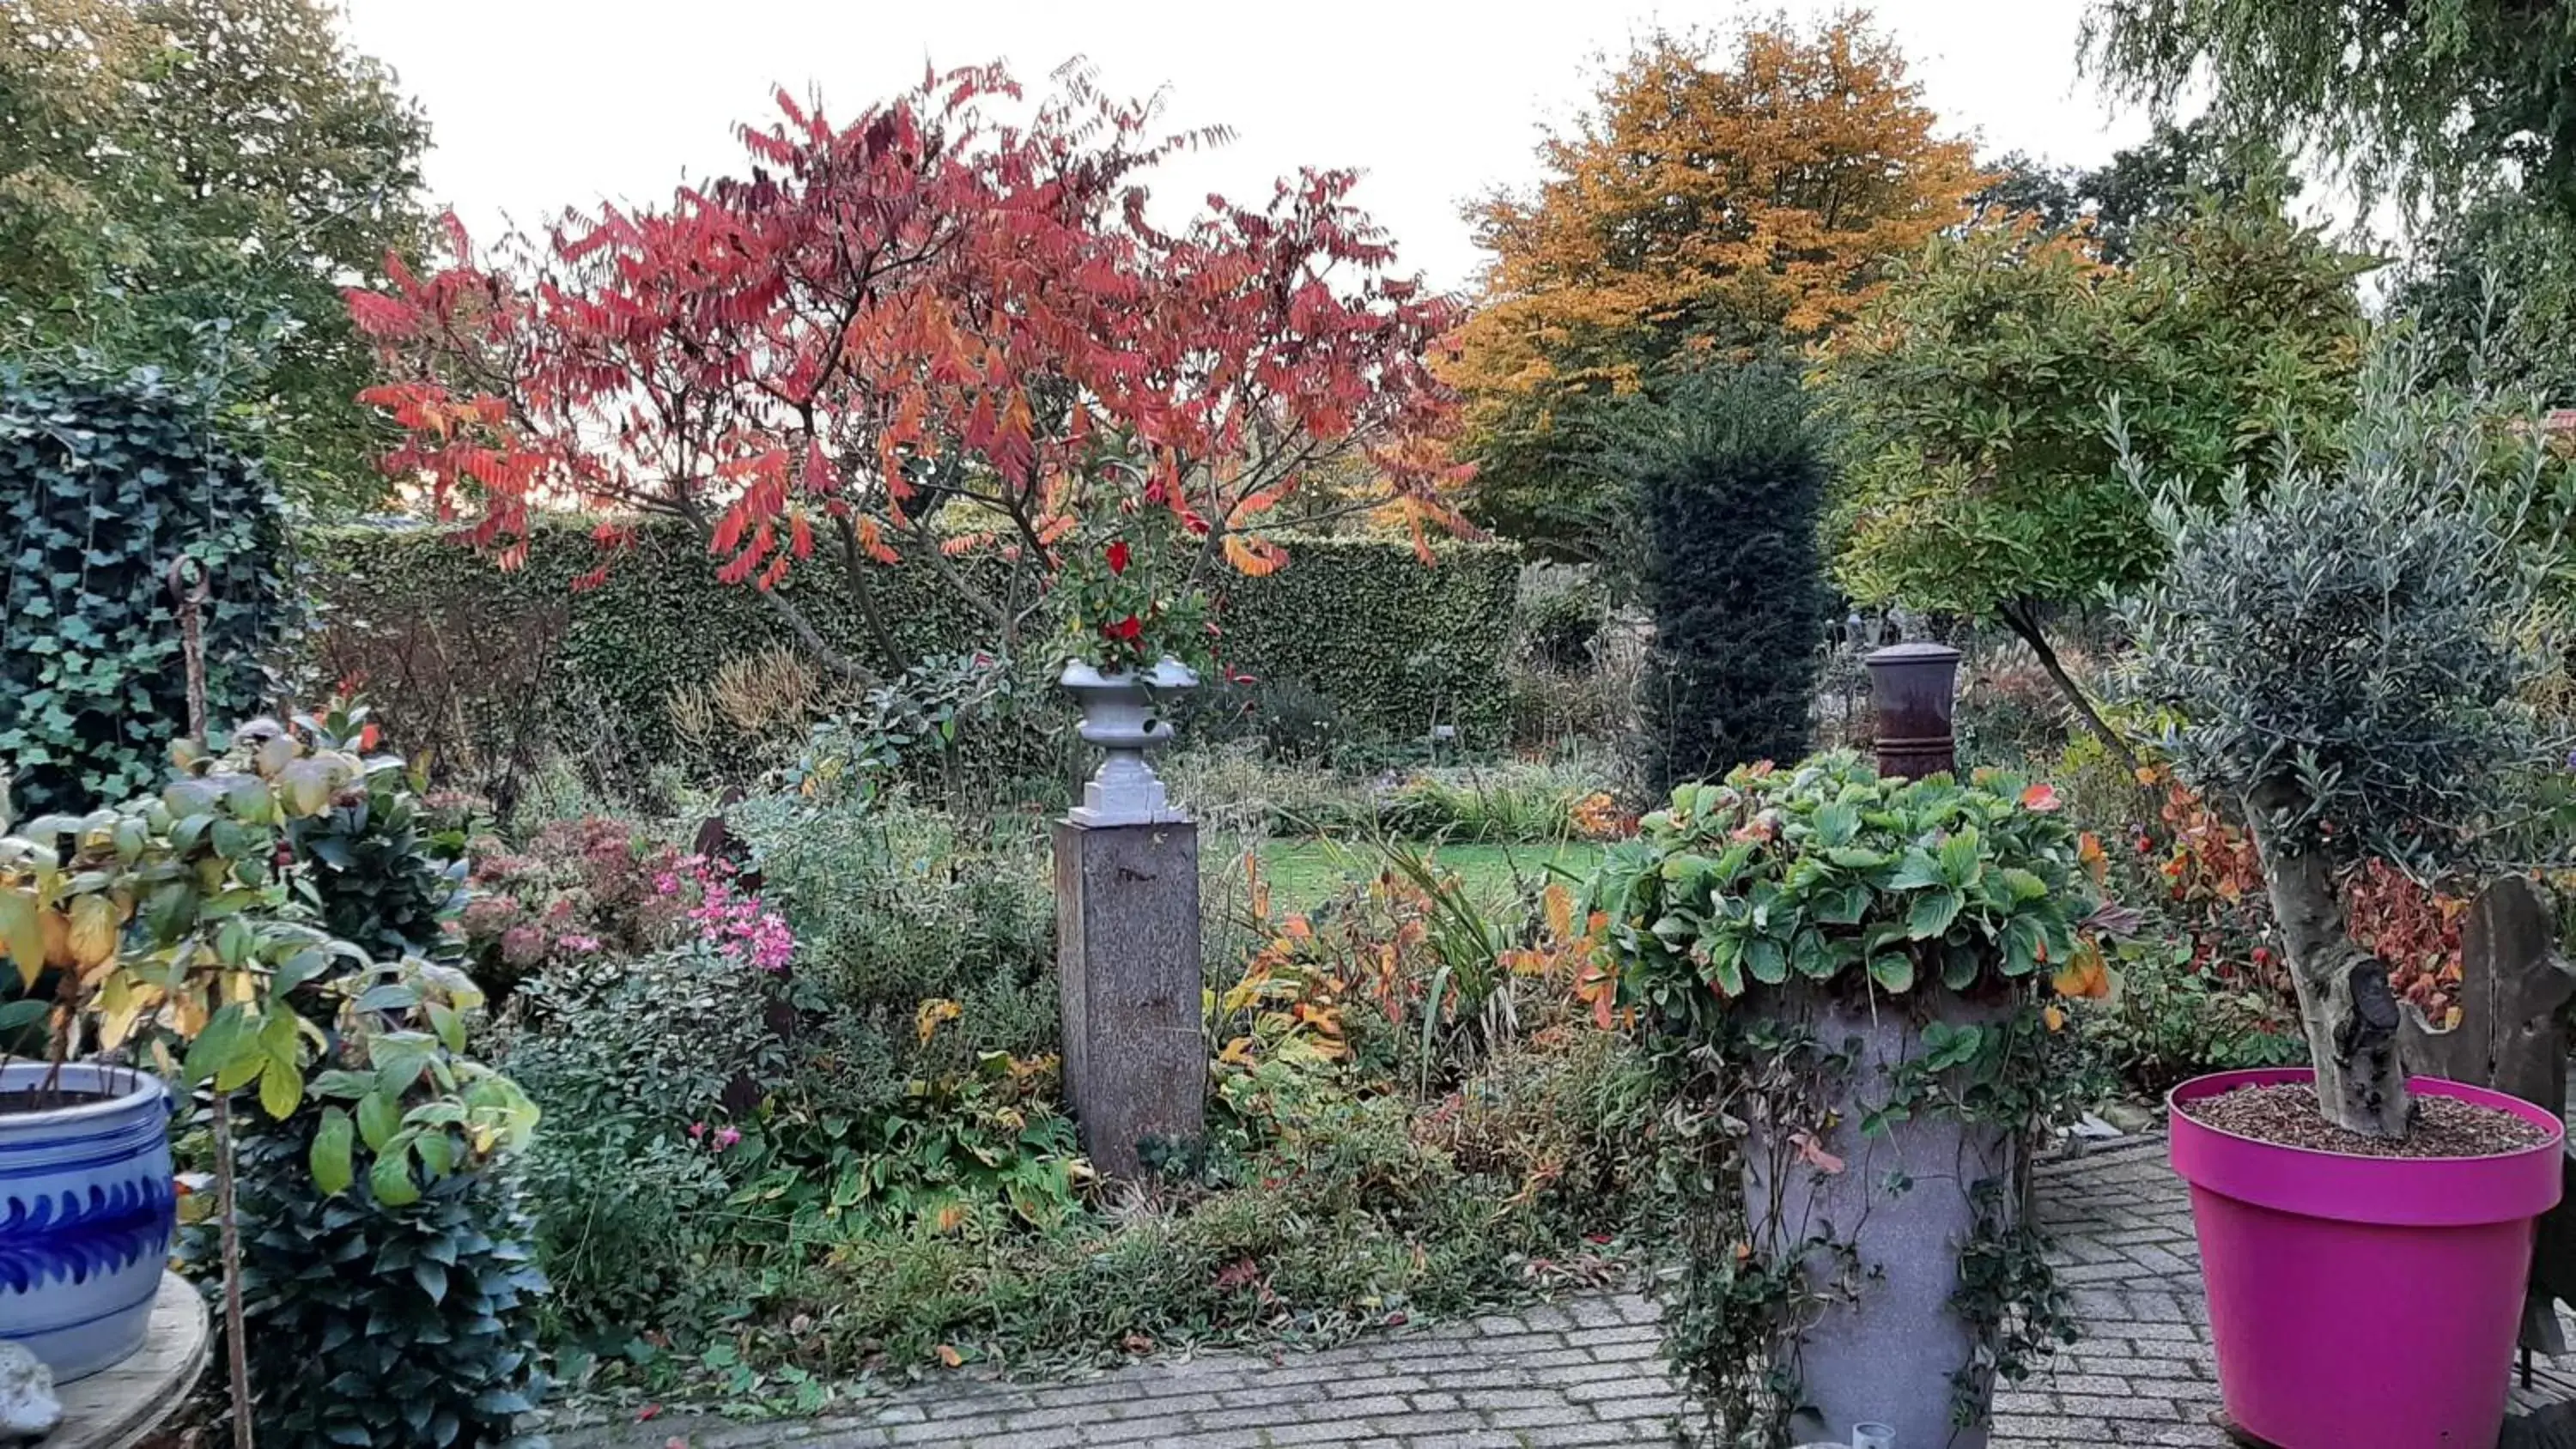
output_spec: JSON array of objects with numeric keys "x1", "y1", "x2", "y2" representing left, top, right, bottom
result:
[
  {"x1": 0, "y1": 1062, "x2": 178, "y2": 1381},
  {"x1": 1059, "y1": 658, "x2": 1197, "y2": 826},
  {"x1": 1578, "y1": 755, "x2": 2097, "y2": 1447},
  {"x1": 2171, "y1": 1066, "x2": 2565, "y2": 1448},
  {"x1": 1748, "y1": 989, "x2": 2022, "y2": 1449}
]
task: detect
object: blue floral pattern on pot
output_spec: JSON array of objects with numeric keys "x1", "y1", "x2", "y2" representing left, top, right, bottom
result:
[{"x1": 0, "y1": 1061, "x2": 176, "y2": 1382}]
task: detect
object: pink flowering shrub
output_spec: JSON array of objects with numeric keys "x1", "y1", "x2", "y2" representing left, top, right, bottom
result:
[
  {"x1": 663, "y1": 855, "x2": 796, "y2": 973},
  {"x1": 462, "y1": 817, "x2": 794, "y2": 989}
]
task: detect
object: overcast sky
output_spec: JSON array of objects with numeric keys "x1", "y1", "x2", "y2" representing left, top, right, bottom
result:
[{"x1": 341, "y1": 0, "x2": 2163, "y2": 292}]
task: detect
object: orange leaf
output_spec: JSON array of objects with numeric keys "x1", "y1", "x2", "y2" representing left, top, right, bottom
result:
[
  {"x1": 2050, "y1": 942, "x2": 2112, "y2": 1000},
  {"x1": 1222, "y1": 534, "x2": 1287, "y2": 577}
]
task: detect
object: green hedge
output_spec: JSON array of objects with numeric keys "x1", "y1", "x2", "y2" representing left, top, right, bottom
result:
[{"x1": 311, "y1": 519, "x2": 1517, "y2": 777}]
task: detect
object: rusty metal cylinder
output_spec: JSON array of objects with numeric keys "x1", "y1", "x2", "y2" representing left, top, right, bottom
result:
[{"x1": 1865, "y1": 640, "x2": 1961, "y2": 781}]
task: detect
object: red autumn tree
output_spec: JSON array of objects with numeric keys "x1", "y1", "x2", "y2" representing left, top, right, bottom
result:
[{"x1": 346, "y1": 61, "x2": 1466, "y2": 682}]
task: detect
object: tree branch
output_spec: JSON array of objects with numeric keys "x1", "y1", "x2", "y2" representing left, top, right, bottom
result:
[
  {"x1": 2245, "y1": 776, "x2": 2415, "y2": 1138},
  {"x1": 1996, "y1": 597, "x2": 2141, "y2": 774}
]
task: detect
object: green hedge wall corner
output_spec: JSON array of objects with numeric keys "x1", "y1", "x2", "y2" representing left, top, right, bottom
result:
[
  {"x1": 1, "y1": 363, "x2": 291, "y2": 815},
  {"x1": 310, "y1": 519, "x2": 1516, "y2": 778}
]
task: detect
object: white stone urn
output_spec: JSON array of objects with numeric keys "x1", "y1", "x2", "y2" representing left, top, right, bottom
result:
[{"x1": 1060, "y1": 657, "x2": 1198, "y2": 826}]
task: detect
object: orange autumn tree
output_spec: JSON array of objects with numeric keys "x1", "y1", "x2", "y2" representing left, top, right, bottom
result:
[
  {"x1": 345, "y1": 63, "x2": 1464, "y2": 683},
  {"x1": 1449, "y1": 15, "x2": 1982, "y2": 553}
]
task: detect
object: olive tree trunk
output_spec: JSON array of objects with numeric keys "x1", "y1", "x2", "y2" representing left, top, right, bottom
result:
[{"x1": 2245, "y1": 779, "x2": 2415, "y2": 1138}]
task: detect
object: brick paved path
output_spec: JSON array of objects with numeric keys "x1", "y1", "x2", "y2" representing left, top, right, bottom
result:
[{"x1": 560, "y1": 1137, "x2": 2238, "y2": 1448}]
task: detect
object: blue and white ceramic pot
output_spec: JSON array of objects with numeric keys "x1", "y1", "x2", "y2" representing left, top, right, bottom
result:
[{"x1": 0, "y1": 1061, "x2": 177, "y2": 1381}]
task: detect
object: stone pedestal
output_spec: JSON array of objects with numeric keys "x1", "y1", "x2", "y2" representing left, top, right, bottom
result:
[{"x1": 1054, "y1": 818, "x2": 1204, "y2": 1180}]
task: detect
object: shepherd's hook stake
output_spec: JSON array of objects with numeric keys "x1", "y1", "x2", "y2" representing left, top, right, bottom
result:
[{"x1": 169, "y1": 556, "x2": 255, "y2": 1449}]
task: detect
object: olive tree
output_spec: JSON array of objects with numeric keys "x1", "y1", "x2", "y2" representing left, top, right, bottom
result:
[{"x1": 2124, "y1": 343, "x2": 2555, "y2": 1137}]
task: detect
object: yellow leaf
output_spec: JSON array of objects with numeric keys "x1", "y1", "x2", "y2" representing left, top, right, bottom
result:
[
  {"x1": 95, "y1": 980, "x2": 143, "y2": 1052},
  {"x1": 172, "y1": 988, "x2": 210, "y2": 1039},
  {"x1": 915, "y1": 997, "x2": 963, "y2": 1046}
]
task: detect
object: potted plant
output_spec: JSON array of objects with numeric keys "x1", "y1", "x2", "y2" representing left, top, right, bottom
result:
[
  {"x1": 1057, "y1": 523, "x2": 1216, "y2": 825},
  {"x1": 1582, "y1": 754, "x2": 2111, "y2": 1447},
  {"x1": 2127, "y1": 354, "x2": 2565, "y2": 1446},
  {"x1": 0, "y1": 714, "x2": 535, "y2": 1384}
]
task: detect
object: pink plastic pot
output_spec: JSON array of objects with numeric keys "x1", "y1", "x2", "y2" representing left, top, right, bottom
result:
[{"x1": 2169, "y1": 1067, "x2": 2566, "y2": 1448}]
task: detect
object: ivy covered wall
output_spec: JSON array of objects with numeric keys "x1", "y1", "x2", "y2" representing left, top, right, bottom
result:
[{"x1": 1, "y1": 364, "x2": 292, "y2": 815}]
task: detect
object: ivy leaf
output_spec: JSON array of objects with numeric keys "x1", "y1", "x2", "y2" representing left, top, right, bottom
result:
[{"x1": 1923, "y1": 1022, "x2": 1985, "y2": 1071}]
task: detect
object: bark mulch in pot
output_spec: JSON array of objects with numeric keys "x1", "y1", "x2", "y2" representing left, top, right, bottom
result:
[{"x1": 2178, "y1": 1081, "x2": 2550, "y2": 1158}]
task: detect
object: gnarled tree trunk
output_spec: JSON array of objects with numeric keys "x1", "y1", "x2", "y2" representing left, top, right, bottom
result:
[{"x1": 2245, "y1": 779, "x2": 2415, "y2": 1138}]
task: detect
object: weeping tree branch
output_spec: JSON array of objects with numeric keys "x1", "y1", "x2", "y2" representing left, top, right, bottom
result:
[{"x1": 1996, "y1": 596, "x2": 2141, "y2": 774}]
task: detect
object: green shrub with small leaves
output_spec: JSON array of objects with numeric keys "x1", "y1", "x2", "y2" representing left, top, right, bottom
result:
[
  {"x1": 729, "y1": 795, "x2": 1055, "y2": 1070},
  {"x1": 287, "y1": 700, "x2": 471, "y2": 965},
  {"x1": 2083, "y1": 937, "x2": 2306, "y2": 1100},
  {"x1": 204, "y1": 1118, "x2": 550, "y2": 1449},
  {"x1": 0, "y1": 361, "x2": 292, "y2": 815},
  {"x1": 497, "y1": 941, "x2": 781, "y2": 1337},
  {"x1": 1516, "y1": 562, "x2": 1605, "y2": 670}
]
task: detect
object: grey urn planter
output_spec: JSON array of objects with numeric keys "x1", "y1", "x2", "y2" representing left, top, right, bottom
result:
[
  {"x1": 1742, "y1": 987, "x2": 2026, "y2": 1449},
  {"x1": 1059, "y1": 658, "x2": 1197, "y2": 826}
]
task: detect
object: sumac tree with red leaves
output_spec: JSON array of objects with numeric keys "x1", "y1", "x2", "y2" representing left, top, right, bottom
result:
[{"x1": 347, "y1": 62, "x2": 1466, "y2": 682}]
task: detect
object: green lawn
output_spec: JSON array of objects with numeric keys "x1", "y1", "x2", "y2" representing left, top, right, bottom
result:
[{"x1": 1251, "y1": 837, "x2": 1607, "y2": 915}]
